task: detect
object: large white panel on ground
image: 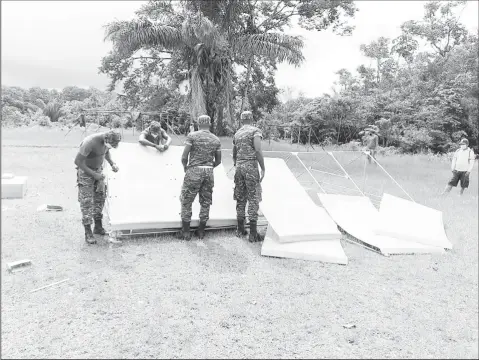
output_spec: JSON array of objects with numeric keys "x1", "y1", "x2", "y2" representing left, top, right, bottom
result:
[
  {"x1": 2, "y1": 176, "x2": 27, "y2": 199},
  {"x1": 261, "y1": 225, "x2": 348, "y2": 264},
  {"x1": 318, "y1": 194, "x2": 446, "y2": 256},
  {"x1": 260, "y1": 157, "x2": 341, "y2": 242},
  {"x1": 374, "y1": 193, "x2": 452, "y2": 249},
  {"x1": 105, "y1": 143, "x2": 237, "y2": 231}
]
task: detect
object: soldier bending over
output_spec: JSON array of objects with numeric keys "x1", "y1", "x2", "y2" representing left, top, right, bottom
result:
[{"x1": 74, "y1": 130, "x2": 121, "y2": 244}]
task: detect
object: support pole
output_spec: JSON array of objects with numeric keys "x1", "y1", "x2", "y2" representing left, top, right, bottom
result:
[
  {"x1": 327, "y1": 152, "x2": 365, "y2": 196},
  {"x1": 365, "y1": 151, "x2": 415, "y2": 202},
  {"x1": 293, "y1": 153, "x2": 327, "y2": 194}
]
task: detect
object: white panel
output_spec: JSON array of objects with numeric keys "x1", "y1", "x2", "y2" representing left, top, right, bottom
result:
[
  {"x1": 261, "y1": 226, "x2": 348, "y2": 265},
  {"x1": 260, "y1": 158, "x2": 341, "y2": 242},
  {"x1": 1, "y1": 176, "x2": 27, "y2": 199},
  {"x1": 105, "y1": 143, "x2": 237, "y2": 230},
  {"x1": 318, "y1": 194, "x2": 446, "y2": 256},
  {"x1": 374, "y1": 193, "x2": 452, "y2": 249}
]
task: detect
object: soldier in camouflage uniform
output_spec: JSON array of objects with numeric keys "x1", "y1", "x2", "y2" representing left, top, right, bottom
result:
[
  {"x1": 74, "y1": 130, "x2": 121, "y2": 244},
  {"x1": 179, "y1": 115, "x2": 222, "y2": 240},
  {"x1": 233, "y1": 111, "x2": 265, "y2": 242}
]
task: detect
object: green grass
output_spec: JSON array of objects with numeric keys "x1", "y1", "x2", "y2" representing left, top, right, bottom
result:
[{"x1": 1, "y1": 126, "x2": 478, "y2": 359}]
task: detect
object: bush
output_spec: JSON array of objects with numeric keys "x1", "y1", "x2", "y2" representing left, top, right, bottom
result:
[
  {"x1": 1, "y1": 106, "x2": 29, "y2": 127},
  {"x1": 43, "y1": 102, "x2": 64, "y2": 122},
  {"x1": 30, "y1": 110, "x2": 51, "y2": 127}
]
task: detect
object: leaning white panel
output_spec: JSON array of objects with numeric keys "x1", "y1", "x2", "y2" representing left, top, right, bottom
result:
[
  {"x1": 105, "y1": 143, "x2": 237, "y2": 231},
  {"x1": 260, "y1": 158, "x2": 341, "y2": 242},
  {"x1": 261, "y1": 226, "x2": 348, "y2": 265},
  {"x1": 318, "y1": 194, "x2": 445, "y2": 256},
  {"x1": 374, "y1": 193, "x2": 452, "y2": 249}
]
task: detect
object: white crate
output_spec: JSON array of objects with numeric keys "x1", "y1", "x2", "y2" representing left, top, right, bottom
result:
[{"x1": 2, "y1": 176, "x2": 27, "y2": 199}]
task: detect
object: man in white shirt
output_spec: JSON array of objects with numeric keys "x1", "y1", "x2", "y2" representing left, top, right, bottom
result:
[{"x1": 442, "y1": 138, "x2": 476, "y2": 196}]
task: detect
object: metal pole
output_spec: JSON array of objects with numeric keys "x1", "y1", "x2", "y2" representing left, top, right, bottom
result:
[
  {"x1": 293, "y1": 153, "x2": 327, "y2": 194},
  {"x1": 365, "y1": 151, "x2": 415, "y2": 202},
  {"x1": 327, "y1": 152, "x2": 365, "y2": 196}
]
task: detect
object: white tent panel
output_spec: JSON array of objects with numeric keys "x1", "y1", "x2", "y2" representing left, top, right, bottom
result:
[
  {"x1": 105, "y1": 143, "x2": 237, "y2": 230},
  {"x1": 374, "y1": 193, "x2": 452, "y2": 249},
  {"x1": 260, "y1": 157, "x2": 341, "y2": 242},
  {"x1": 261, "y1": 225, "x2": 348, "y2": 264},
  {"x1": 318, "y1": 194, "x2": 446, "y2": 256}
]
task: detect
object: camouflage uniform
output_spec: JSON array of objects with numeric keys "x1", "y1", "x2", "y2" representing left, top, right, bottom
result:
[
  {"x1": 180, "y1": 130, "x2": 221, "y2": 222},
  {"x1": 77, "y1": 167, "x2": 106, "y2": 225},
  {"x1": 233, "y1": 125, "x2": 263, "y2": 222},
  {"x1": 76, "y1": 133, "x2": 112, "y2": 226}
]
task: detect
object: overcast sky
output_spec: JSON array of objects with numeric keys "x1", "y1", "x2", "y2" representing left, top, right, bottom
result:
[{"x1": 2, "y1": 1, "x2": 478, "y2": 98}]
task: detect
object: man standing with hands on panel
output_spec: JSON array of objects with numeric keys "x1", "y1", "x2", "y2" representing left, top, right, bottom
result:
[
  {"x1": 74, "y1": 130, "x2": 121, "y2": 244},
  {"x1": 233, "y1": 111, "x2": 265, "y2": 243}
]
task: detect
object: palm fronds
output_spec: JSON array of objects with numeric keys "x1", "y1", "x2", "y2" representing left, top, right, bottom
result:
[{"x1": 233, "y1": 33, "x2": 305, "y2": 66}]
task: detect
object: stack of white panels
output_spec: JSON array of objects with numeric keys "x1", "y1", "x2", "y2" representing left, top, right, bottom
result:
[
  {"x1": 260, "y1": 158, "x2": 347, "y2": 265},
  {"x1": 318, "y1": 193, "x2": 451, "y2": 256},
  {"x1": 2, "y1": 174, "x2": 27, "y2": 199},
  {"x1": 105, "y1": 144, "x2": 237, "y2": 232}
]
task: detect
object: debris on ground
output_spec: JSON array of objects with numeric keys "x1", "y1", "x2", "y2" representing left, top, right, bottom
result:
[
  {"x1": 36, "y1": 204, "x2": 64, "y2": 212},
  {"x1": 7, "y1": 259, "x2": 32, "y2": 272},
  {"x1": 343, "y1": 324, "x2": 356, "y2": 329},
  {"x1": 30, "y1": 278, "x2": 70, "y2": 293}
]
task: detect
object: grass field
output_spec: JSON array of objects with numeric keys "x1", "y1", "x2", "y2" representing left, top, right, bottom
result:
[{"x1": 1, "y1": 126, "x2": 478, "y2": 359}]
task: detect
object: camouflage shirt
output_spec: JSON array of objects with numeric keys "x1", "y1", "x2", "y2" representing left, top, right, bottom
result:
[
  {"x1": 141, "y1": 126, "x2": 168, "y2": 145},
  {"x1": 233, "y1": 125, "x2": 263, "y2": 164},
  {"x1": 185, "y1": 130, "x2": 221, "y2": 168}
]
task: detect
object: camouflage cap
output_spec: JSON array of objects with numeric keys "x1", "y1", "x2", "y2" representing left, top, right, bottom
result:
[
  {"x1": 241, "y1": 111, "x2": 253, "y2": 120},
  {"x1": 197, "y1": 115, "x2": 211, "y2": 125},
  {"x1": 459, "y1": 138, "x2": 469, "y2": 145}
]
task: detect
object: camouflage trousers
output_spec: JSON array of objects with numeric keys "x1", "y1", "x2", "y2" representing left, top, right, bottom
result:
[
  {"x1": 180, "y1": 166, "x2": 214, "y2": 223},
  {"x1": 77, "y1": 168, "x2": 106, "y2": 226},
  {"x1": 234, "y1": 161, "x2": 262, "y2": 222}
]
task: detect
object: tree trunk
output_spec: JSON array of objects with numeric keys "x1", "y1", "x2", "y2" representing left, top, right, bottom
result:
[
  {"x1": 239, "y1": 56, "x2": 254, "y2": 119},
  {"x1": 215, "y1": 104, "x2": 225, "y2": 136}
]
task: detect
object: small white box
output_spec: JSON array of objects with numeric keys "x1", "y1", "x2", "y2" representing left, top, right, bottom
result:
[{"x1": 1, "y1": 176, "x2": 28, "y2": 199}]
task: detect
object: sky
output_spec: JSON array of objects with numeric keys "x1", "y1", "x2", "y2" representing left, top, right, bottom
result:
[{"x1": 2, "y1": 0, "x2": 478, "y2": 99}]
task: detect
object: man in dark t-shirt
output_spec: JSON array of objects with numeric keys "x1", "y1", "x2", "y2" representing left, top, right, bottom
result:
[{"x1": 139, "y1": 121, "x2": 172, "y2": 152}]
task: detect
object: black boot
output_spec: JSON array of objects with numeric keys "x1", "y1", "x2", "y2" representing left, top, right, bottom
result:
[
  {"x1": 195, "y1": 221, "x2": 207, "y2": 239},
  {"x1": 236, "y1": 218, "x2": 248, "y2": 237},
  {"x1": 93, "y1": 218, "x2": 106, "y2": 235},
  {"x1": 179, "y1": 221, "x2": 191, "y2": 241},
  {"x1": 84, "y1": 225, "x2": 96, "y2": 244},
  {"x1": 248, "y1": 221, "x2": 262, "y2": 243}
]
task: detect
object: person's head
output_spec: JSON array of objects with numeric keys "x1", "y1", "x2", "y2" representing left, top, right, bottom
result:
[
  {"x1": 240, "y1": 111, "x2": 253, "y2": 125},
  {"x1": 459, "y1": 138, "x2": 469, "y2": 149},
  {"x1": 196, "y1": 115, "x2": 211, "y2": 130},
  {"x1": 104, "y1": 130, "x2": 122, "y2": 149},
  {"x1": 149, "y1": 121, "x2": 162, "y2": 136}
]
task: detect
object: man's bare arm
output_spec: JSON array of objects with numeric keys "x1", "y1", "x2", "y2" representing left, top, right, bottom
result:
[
  {"x1": 182, "y1": 144, "x2": 191, "y2": 172},
  {"x1": 74, "y1": 153, "x2": 101, "y2": 178},
  {"x1": 253, "y1": 136, "x2": 265, "y2": 179},
  {"x1": 104, "y1": 150, "x2": 114, "y2": 166},
  {"x1": 139, "y1": 133, "x2": 158, "y2": 148},
  {"x1": 163, "y1": 131, "x2": 172, "y2": 147},
  {"x1": 214, "y1": 150, "x2": 222, "y2": 168}
]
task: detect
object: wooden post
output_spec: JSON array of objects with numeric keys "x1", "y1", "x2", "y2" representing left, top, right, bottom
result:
[{"x1": 308, "y1": 127, "x2": 312, "y2": 151}]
